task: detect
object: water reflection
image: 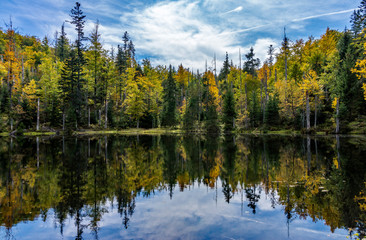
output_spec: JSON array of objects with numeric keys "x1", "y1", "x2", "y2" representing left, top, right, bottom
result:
[{"x1": 0, "y1": 135, "x2": 365, "y2": 239}]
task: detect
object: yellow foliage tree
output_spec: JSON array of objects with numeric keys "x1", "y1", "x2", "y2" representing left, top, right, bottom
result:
[
  {"x1": 23, "y1": 79, "x2": 38, "y2": 108},
  {"x1": 203, "y1": 71, "x2": 220, "y2": 111}
]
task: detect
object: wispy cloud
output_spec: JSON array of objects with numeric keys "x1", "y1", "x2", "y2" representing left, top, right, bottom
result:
[
  {"x1": 292, "y1": 9, "x2": 356, "y2": 22},
  {"x1": 222, "y1": 6, "x2": 243, "y2": 15}
]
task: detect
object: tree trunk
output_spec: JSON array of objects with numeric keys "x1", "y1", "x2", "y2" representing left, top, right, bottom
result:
[
  {"x1": 21, "y1": 56, "x2": 24, "y2": 83},
  {"x1": 105, "y1": 136, "x2": 108, "y2": 164},
  {"x1": 99, "y1": 110, "x2": 102, "y2": 126},
  {"x1": 260, "y1": 84, "x2": 264, "y2": 124},
  {"x1": 336, "y1": 98, "x2": 340, "y2": 134},
  {"x1": 36, "y1": 136, "x2": 39, "y2": 169},
  {"x1": 314, "y1": 95, "x2": 318, "y2": 129},
  {"x1": 37, "y1": 98, "x2": 40, "y2": 131},
  {"x1": 137, "y1": 119, "x2": 139, "y2": 129},
  {"x1": 306, "y1": 92, "x2": 310, "y2": 131},
  {"x1": 88, "y1": 106, "x2": 90, "y2": 128},
  {"x1": 105, "y1": 100, "x2": 108, "y2": 129},
  {"x1": 307, "y1": 136, "x2": 311, "y2": 175},
  {"x1": 62, "y1": 113, "x2": 65, "y2": 131},
  {"x1": 336, "y1": 135, "x2": 341, "y2": 169}
]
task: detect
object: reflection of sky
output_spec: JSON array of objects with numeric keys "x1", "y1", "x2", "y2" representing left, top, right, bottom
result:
[{"x1": 0, "y1": 179, "x2": 347, "y2": 240}]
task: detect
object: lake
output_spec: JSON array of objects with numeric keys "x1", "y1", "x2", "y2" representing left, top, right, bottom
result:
[{"x1": 0, "y1": 134, "x2": 365, "y2": 239}]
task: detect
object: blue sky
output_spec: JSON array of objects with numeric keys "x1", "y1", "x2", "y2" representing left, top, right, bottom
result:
[{"x1": 0, "y1": 0, "x2": 359, "y2": 70}]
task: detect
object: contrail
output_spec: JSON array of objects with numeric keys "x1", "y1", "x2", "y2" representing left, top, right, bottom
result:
[
  {"x1": 222, "y1": 8, "x2": 357, "y2": 35},
  {"x1": 292, "y1": 9, "x2": 356, "y2": 22},
  {"x1": 222, "y1": 6, "x2": 243, "y2": 15},
  {"x1": 220, "y1": 24, "x2": 270, "y2": 35}
]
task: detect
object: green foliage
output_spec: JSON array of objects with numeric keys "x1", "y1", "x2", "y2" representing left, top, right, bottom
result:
[
  {"x1": 335, "y1": 31, "x2": 364, "y2": 120},
  {"x1": 161, "y1": 66, "x2": 177, "y2": 127},
  {"x1": 249, "y1": 90, "x2": 261, "y2": 127},
  {"x1": 265, "y1": 94, "x2": 280, "y2": 126},
  {"x1": 222, "y1": 87, "x2": 236, "y2": 132}
]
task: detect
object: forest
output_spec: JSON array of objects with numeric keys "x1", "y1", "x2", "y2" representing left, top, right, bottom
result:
[{"x1": 1, "y1": 1, "x2": 366, "y2": 134}]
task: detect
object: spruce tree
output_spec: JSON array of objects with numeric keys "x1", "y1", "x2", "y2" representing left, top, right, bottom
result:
[
  {"x1": 161, "y1": 66, "x2": 177, "y2": 127},
  {"x1": 249, "y1": 90, "x2": 261, "y2": 127},
  {"x1": 56, "y1": 23, "x2": 70, "y2": 62},
  {"x1": 218, "y1": 52, "x2": 230, "y2": 82},
  {"x1": 243, "y1": 47, "x2": 260, "y2": 77},
  {"x1": 336, "y1": 31, "x2": 363, "y2": 121},
  {"x1": 202, "y1": 72, "x2": 220, "y2": 133},
  {"x1": 350, "y1": 1, "x2": 366, "y2": 36},
  {"x1": 70, "y1": 2, "x2": 86, "y2": 126},
  {"x1": 222, "y1": 87, "x2": 236, "y2": 132},
  {"x1": 60, "y1": 49, "x2": 78, "y2": 129},
  {"x1": 264, "y1": 94, "x2": 280, "y2": 126},
  {"x1": 204, "y1": 93, "x2": 220, "y2": 133}
]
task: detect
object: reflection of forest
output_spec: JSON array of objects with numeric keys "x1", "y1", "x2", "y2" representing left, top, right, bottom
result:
[{"x1": 0, "y1": 135, "x2": 366, "y2": 238}]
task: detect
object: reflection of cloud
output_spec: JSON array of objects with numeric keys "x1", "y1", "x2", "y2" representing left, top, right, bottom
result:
[{"x1": 4, "y1": 179, "x2": 349, "y2": 239}]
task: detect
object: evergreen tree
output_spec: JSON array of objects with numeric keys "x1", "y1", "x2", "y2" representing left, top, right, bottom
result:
[
  {"x1": 69, "y1": 1, "x2": 87, "y2": 127},
  {"x1": 222, "y1": 87, "x2": 236, "y2": 132},
  {"x1": 218, "y1": 52, "x2": 230, "y2": 82},
  {"x1": 335, "y1": 31, "x2": 363, "y2": 121},
  {"x1": 122, "y1": 31, "x2": 129, "y2": 51},
  {"x1": 350, "y1": 1, "x2": 366, "y2": 36},
  {"x1": 60, "y1": 49, "x2": 79, "y2": 129},
  {"x1": 243, "y1": 47, "x2": 260, "y2": 77},
  {"x1": 161, "y1": 66, "x2": 177, "y2": 127},
  {"x1": 56, "y1": 23, "x2": 70, "y2": 61},
  {"x1": 265, "y1": 94, "x2": 280, "y2": 126},
  {"x1": 128, "y1": 40, "x2": 135, "y2": 61},
  {"x1": 204, "y1": 93, "x2": 220, "y2": 133},
  {"x1": 202, "y1": 71, "x2": 220, "y2": 133},
  {"x1": 183, "y1": 80, "x2": 200, "y2": 130},
  {"x1": 88, "y1": 20, "x2": 103, "y2": 103},
  {"x1": 249, "y1": 90, "x2": 261, "y2": 127}
]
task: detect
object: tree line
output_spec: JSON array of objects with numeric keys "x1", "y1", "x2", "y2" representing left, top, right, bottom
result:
[{"x1": 1, "y1": 1, "x2": 366, "y2": 134}]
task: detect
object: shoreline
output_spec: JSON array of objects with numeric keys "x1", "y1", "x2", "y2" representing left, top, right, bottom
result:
[{"x1": 1, "y1": 128, "x2": 366, "y2": 137}]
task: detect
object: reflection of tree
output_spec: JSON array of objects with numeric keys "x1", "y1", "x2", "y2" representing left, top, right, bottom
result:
[
  {"x1": 221, "y1": 135, "x2": 236, "y2": 203},
  {"x1": 0, "y1": 135, "x2": 366, "y2": 239},
  {"x1": 161, "y1": 136, "x2": 178, "y2": 199},
  {"x1": 245, "y1": 187, "x2": 260, "y2": 214}
]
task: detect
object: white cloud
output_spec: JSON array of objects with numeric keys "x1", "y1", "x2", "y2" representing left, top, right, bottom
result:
[
  {"x1": 222, "y1": 6, "x2": 243, "y2": 15},
  {"x1": 121, "y1": 0, "x2": 241, "y2": 71}
]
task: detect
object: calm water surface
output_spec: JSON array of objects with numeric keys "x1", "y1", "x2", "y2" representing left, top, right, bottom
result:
[{"x1": 0, "y1": 135, "x2": 365, "y2": 240}]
